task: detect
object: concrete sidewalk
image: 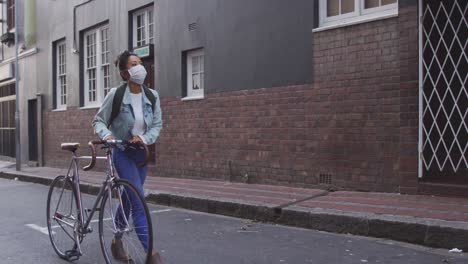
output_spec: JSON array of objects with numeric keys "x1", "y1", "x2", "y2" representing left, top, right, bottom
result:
[{"x1": 1, "y1": 162, "x2": 468, "y2": 251}]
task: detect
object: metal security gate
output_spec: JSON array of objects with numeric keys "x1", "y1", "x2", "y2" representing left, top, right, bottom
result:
[
  {"x1": 419, "y1": 0, "x2": 468, "y2": 180},
  {"x1": 0, "y1": 83, "x2": 15, "y2": 158}
]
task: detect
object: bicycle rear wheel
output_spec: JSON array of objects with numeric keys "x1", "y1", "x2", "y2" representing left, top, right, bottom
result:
[
  {"x1": 99, "y1": 179, "x2": 153, "y2": 264},
  {"x1": 46, "y1": 175, "x2": 79, "y2": 260}
]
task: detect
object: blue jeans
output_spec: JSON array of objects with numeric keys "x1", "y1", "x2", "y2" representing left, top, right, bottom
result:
[{"x1": 112, "y1": 146, "x2": 149, "y2": 251}]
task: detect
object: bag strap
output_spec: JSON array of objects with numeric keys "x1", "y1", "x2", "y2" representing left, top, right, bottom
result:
[
  {"x1": 142, "y1": 85, "x2": 156, "y2": 112},
  {"x1": 108, "y1": 83, "x2": 127, "y2": 128}
]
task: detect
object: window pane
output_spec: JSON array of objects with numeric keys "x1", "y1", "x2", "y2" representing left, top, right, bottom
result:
[
  {"x1": 86, "y1": 33, "x2": 96, "y2": 68},
  {"x1": 7, "y1": 0, "x2": 15, "y2": 30},
  {"x1": 103, "y1": 65, "x2": 110, "y2": 96},
  {"x1": 148, "y1": 10, "x2": 153, "y2": 24},
  {"x1": 137, "y1": 13, "x2": 145, "y2": 28},
  {"x1": 327, "y1": 0, "x2": 339, "y2": 16},
  {"x1": 341, "y1": 0, "x2": 355, "y2": 14},
  {"x1": 56, "y1": 41, "x2": 67, "y2": 107},
  {"x1": 101, "y1": 28, "x2": 109, "y2": 64},
  {"x1": 365, "y1": 0, "x2": 380, "y2": 9},
  {"x1": 382, "y1": 0, "x2": 397, "y2": 5},
  {"x1": 200, "y1": 55, "x2": 204, "y2": 72},
  {"x1": 192, "y1": 74, "x2": 200, "y2": 90},
  {"x1": 149, "y1": 24, "x2": 154, "y2": 44},
  {"x1": 200, "y1": 73, "x2": 204, "y2": 90},
  {"x1": 136, "y1": 13, "x2": 146, "y2": 46},
  {"x1": 141, "y1": 27, "x2": 146, "y2": 44},
  {"x1": 60, "y1": 76, "x2": 67, "y2": 105},
  {"x1": 192, "y1": 56, "x2": 199, "y2": 72},
  {"x1": 88, "y1": 69, "x2": 96, "y2": 102}
]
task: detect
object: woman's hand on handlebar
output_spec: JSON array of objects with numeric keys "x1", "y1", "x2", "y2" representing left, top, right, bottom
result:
[
  {"x1": 128, "y1": 136, "x2": 144, "y2": 145},
  {"x1": 103, "y1": 134, "x2": 115, "y2": 141}
]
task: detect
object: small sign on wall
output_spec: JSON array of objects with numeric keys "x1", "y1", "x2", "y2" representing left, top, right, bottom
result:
[{"x1": 133, "y1": 44, "x2": 154, "y2": 58}]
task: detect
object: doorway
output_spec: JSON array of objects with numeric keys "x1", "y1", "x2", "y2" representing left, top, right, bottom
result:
[
  {"x1": 28, "y1": 99, "x2": 38, "y2": 162},
  {"x1": 419, "y1": 0, "x2": 468, "y2": 182}
]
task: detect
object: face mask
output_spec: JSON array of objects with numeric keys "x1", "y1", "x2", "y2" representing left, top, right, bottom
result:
[{"x1": 128, "y1": 64, "x2": 147, "y2": 85}]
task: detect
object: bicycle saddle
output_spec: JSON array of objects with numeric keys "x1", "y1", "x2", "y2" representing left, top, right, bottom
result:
[{"x1": 61, "y1": 143, "x2": 80, "y2": 152}]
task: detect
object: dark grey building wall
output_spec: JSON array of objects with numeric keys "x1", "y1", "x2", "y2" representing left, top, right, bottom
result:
[{"x1": 155, "y1": 0, "x2": 316, "y2": 97}]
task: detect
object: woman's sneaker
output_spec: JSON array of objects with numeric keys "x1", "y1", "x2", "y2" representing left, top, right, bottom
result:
[{"x1": 111, "y1": 239, "x2": 131, "y2": 261}]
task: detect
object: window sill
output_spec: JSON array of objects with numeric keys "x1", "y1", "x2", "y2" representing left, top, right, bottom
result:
[
  {"x1": 79, "y1": 105, "x2": 101, "y2": 110},
  {"x1": 181, "y1": 95, "x2": 204, "y2": 101},
  {"x1": 313, "y1": 12, "x2": 398, "y2": 33},
  {"x1": 52, "y1": 107, "x2": 67, "y2": 112},
  {"x1": 0, "y1": 47, "x2": 38, "y2": 66}
]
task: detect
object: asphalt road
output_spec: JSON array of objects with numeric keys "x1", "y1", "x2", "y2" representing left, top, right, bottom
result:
[{"x1": 0, "y1": 178, "x2": 467, "y2": 264}]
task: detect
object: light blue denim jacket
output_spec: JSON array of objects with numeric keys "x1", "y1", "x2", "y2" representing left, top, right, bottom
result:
[{"x1": 92, "y1": 85, "x2": 162, "y2": 145}]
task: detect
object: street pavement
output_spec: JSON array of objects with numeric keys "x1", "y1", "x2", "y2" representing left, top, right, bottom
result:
[
  {"x1": 0, "y1": 178, "x2": 467, "y2": 264},
  {"x1": 3, "y1": 163, "x2": 468, "y2": 251}
]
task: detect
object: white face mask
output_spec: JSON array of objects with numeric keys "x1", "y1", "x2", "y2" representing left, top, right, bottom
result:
[{"x1": 128, "y1": 64, "x2": 147, "y2": 85}]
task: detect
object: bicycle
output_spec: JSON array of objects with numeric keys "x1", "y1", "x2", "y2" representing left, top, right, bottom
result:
[{"x1": 46, "y1": 139, "x2": 154, "y2": 264}]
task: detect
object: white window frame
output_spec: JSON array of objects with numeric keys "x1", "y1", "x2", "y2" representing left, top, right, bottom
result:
[
  {"x1": 132, "y1": 6, "x2": 154, "y2": 48},
  {"x1": 184, "y1": 49, "x2": 205, "y2": 100},
  {"x1": 83, "y1": 24, "x2": 110, "y2": 107},
  {"x1": 318, "y1": 0, "x2": 398, "y2": 29},
  {"x1": 101, "y1": 27, "x2": 111, "y2": 97},
  {"x1": 56, "y1": 40, "x2": 67, "y2": 109}
]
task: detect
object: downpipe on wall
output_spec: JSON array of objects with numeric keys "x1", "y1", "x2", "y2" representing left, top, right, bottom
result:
[{"x1": 14, "y1": 0, "x2": 20, "y2": 171}]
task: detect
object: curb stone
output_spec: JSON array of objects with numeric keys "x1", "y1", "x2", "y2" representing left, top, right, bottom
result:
[{"x1": 279, "y1": 207, "x2": 468, "y2": 251}]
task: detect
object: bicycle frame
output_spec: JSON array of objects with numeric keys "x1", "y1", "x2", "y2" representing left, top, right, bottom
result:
[{"x1": 59, "y1": 147, "x2": 118, "y2": 255}]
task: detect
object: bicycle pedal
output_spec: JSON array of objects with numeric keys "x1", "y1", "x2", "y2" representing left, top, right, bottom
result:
[{"x1": 65, "y1": 249, "x2": 81, "y2": 261}]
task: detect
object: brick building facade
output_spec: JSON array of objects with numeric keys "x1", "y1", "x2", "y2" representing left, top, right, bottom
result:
[{"x1": 7, "y1": 0, "x2": 467, "y2": 195}]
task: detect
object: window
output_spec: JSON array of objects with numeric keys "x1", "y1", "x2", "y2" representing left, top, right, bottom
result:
[
  {"x1": 7, "y1": 0, "x2": 15, "y2": 31},
  {"x1": 132, "y1": 6, "x2": 154, "y2": 48},
  {"x1": 319, "y1": 0, "x2": 398, "y2": 28},
  {"x1": 55, "y1": 40, "x2": 67, "y2": 109},
  {"x1": 185, "y1": 49, "x2": 204, "y2": 99},
  {"x1": 83, "y1": 25, "x2": 110, "y2": 106},
  {"x1": 101, "y1": 27, "x2": 111, "y2": 96}
]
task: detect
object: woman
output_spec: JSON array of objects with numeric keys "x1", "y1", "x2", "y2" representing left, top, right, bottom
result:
[{"x1": 93, "y1": 50, "x2": 163, "y2": 264}]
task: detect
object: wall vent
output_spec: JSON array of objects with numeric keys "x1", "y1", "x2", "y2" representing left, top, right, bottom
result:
[
  {"x1": 188, "y1": 22, "x2": 198, "y2": 31},
  {"x1": 319, "y1": 173, "x2": 332, "y2": 185}
]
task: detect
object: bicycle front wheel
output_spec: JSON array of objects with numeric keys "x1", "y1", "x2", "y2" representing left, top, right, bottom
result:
[
  {"x1": 46, "y1": 175, "x2": 79, "y2": 259},
  {"x1": 99, "y1": 179, "x2": 153, "y2": 264}
]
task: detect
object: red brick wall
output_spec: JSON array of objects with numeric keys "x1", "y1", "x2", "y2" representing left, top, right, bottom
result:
[
  {"x1": 155, "y1": 85, "x2": 315, "y2": 186},
  {"x1": 398, "y1": 2, "x2": 420, "y2": 193},
  {"x1": 43, "y1": 108, "x2": 101, "y2": 168},
  {"x1": 307, "y1": 3, "x2": 419, "y2": 193},
  {"x1": 311, "y1": 17, "x2": 401, "y2": 192}
]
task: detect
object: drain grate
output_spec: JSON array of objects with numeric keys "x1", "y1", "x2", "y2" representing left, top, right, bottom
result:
[{"x1": 319, "y1": 173, "x2": 332, "y2": 185}]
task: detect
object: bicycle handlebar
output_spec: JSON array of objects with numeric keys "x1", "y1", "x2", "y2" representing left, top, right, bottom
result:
[{"x1": 82, "y1": 139, "x2": 150, "y2": 171}]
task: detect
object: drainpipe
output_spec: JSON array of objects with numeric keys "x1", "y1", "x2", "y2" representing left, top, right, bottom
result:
[
  {"x1": 0, "y1": 2, "x2": 4, "y2": 61},
  {"x1": 14, "y1": 0, "x2": 20, "y2": 170},
  {"x1": 24, "y1": 0, "x2": 36, "y2": 47},
  {"x1": 73, "y1": 0, "x2": 95, "y2": 53}
]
